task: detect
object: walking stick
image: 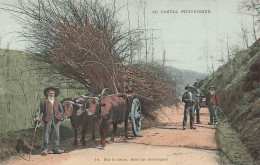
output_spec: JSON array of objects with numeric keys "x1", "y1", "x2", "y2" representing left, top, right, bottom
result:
[{"x1": 29, "y1": 120, "x2": 39, "y2": 160}]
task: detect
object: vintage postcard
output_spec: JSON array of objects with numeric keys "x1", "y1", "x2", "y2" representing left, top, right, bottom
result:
[{"x1": 0, "y1": 0, "x2": 259, "y2": 164}]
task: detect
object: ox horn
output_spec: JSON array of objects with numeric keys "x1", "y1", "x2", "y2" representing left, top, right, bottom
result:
[
  {"x1": 63, "y1": 100, "x2": 75, "y2": 104},
  {"x1": 80, "y1": 95, "x2": 100, "y2": 101},
  {"x1": 80, "y1": 95, "x2": 89, "y2": 98},
  {"x1": 101, "y1": 88, "x2": 109, "y2": 99},
  {"x1": 88, "y1": 96, "x2": 100, "y2": 100}
]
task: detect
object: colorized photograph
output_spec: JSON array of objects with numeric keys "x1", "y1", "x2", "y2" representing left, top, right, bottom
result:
[{"x1": 0, "y1": 0, "x2": 259, "y2": 164}]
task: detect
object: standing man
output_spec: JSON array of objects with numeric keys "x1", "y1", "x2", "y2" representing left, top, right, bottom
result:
[
  {"x1": 205, "y1": 86, "x2": 220, "y2": 125},
  {"x1": 193, "y1": 82, "x2": 205, "y2": 124},
  {"x1": 182, "y1": 85, "x2": 197, "y2": 130},
  {"x1": 35, "y1": 87, "x2": 65, "y2": 155}
]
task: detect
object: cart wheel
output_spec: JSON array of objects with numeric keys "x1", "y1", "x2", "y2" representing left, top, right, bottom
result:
[{"x1": 130, "y1": 98, "x2": 141, "y2": 136}]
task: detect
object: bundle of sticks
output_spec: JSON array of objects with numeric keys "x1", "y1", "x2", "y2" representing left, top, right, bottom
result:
[{"x1": 48, "y1": 13, "x2": 177, "y2": 120}]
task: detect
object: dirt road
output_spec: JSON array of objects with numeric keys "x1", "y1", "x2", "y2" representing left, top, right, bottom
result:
[{"x1": 1, "y1": 105, "x2": 219, "y2": 165}]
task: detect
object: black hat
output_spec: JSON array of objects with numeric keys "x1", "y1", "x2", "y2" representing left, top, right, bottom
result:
[
  {"x1": 44, "y1": 87, "x2": 60, "y2": 97},
  {"x1": 185, "y1": 84, "x2": 194, "y2": 89},
  {"x1": 208, "y1": 86, "x2": 217, "y2": 90}
]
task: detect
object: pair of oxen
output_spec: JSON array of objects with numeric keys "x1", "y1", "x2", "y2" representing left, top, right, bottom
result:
[{"x1": 62, "y1": 89, "x2": 132, "y2": 148}]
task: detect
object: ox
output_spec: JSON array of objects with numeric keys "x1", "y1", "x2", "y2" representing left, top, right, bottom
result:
[
  {"x1": 62, "y1": 97, "x2": 97, "y2": 146},
  {"x1": 87, "y1": 92, "x2": 130, "y2": 148}
]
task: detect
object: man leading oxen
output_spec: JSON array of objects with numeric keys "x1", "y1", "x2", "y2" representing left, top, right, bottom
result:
[{"x1": 35, "y1": 87, "x2": 65, "y2": 155}]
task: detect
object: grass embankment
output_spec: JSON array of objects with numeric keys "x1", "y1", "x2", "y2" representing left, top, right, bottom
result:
[
  {"x1": 216, "y1": 109, "x2": 256, "y2": 165},
  {"x1": 200, "y1": 39, "x2": 260, "y2": 164}
]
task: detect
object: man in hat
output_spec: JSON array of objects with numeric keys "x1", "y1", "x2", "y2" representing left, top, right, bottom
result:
[
  {"x1": 35, "y1": 87, "x2": 65, "y2": 155},
  {"x1": 205, "y1": 86, "x2": 220, "y2": 125},
  {"x1": 182, "y1": 84, "x2": 197, "y2": 130},
  {"x1": 192, "y1": 82, "x2": 205, "y2": 124}
]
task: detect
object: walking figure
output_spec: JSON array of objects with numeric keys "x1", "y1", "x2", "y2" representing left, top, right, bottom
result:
[
  {"x1": 193, "y1": 82, "x2": 205, "y2": 124},
  {"x1": 182, "y1": 85, "x2": 197, "y2": 130},
  {"x1": 205, "y1": 86, "x2": 220, "y2": 125}
]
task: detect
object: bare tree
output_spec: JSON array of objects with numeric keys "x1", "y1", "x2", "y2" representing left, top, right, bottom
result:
[
  {"x1": 203, "y1": 41, "x2": 212, "y2": 74},
  {"x1": 240, "y1": 0, "x2": 260, "y2": 16},
  {"x1": 210, "y1": 56, "x2": 215, "y2": 77},
  {"x1": 141, "y1": 0, "x2": 148, "y2": 65},
  {"x1": 6, "y1": 42, "x2": 10, "y2": 52},
  {"x1": 239, "y1": 0, "x2": 260, "y2": 42},
  {"x1": 218, "y1": 39, "x2": 225, "y2": 64},
  {"x1": 226, "y1": 33, "x2": 234, "y2": 76},
  {"x1": 0, "y1": 35, "x2": 2, "y2": 47},
  {"x1": 241, "y1": 24, "x2": 250, "y2": 48},
  {"x1": 226, "y1": 33, "x2": 231, "y2": 62},
  {"x1": 252, "y1": 15, "x2": 258, "y2": 41}
]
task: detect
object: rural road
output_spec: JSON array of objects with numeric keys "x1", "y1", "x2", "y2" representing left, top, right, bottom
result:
[{"x1": 1, "y1": 105, "x2": 219, "y2": 165}]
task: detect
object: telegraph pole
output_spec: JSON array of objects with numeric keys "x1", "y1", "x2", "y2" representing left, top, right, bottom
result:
[{"x1": 163, "y1": 49, "x2": 166, "y2": 68}]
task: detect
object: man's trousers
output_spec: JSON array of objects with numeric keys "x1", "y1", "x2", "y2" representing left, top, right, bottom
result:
[
  {"x1": 183, "y1": 106, "x2": 194, "y2": 127},
  {"x1": 42, "y1": 115, "x2": 60, "y2": 152}
]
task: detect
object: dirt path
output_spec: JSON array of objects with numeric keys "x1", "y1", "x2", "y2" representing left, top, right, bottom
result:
[{"x1": 1, "y1": 105, "x2": 219, "y2": 165}]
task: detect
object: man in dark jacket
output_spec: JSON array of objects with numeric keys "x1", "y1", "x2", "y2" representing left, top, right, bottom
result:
[
  {"x1": 193, "y1": 82, "x2": 205, "y2": 124},
  {"x1": 35, "y1": 87, "x2": 64, "y2": 155},
  {"x1": 205, "y1": 86, "x2": 220, "y2": 125},
  {"x1": 182, "y1": 85, "x2": 197, "y2": 130}
]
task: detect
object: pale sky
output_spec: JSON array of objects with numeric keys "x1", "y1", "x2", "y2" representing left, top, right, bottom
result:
[{"x1": 0, "y1": 0, "x2": 255, "y2": 74}]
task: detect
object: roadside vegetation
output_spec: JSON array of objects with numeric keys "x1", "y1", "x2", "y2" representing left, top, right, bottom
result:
[
  {"x1": 200, "y1": 38, "x2": 260, "y2": 164},
  {"x1": 216, "y1": 109, "x2": 256, "y2": 165},
  {"x1": 0, "y1": 120, "x2": 74, "y2": 161}
]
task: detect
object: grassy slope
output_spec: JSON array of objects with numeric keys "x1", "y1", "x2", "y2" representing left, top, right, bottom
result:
[
  {"x1": 0, "y1": 49, "x2": 86, "y2": 160},
  {"x1": 200, "y1": 40, "x2": 260, "y2": 164},
  {"x1": 0, "y1": 49, "x2": 86, "y2": 133}
]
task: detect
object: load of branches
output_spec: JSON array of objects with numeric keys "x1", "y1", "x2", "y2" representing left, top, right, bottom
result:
[
  {"x1": 118, "y1": 65, "x2": 177, "y2": 120},
  {"x1": 5, "y1": 0, "x2": 177, "y2": 120},
  {"x1": 49, "y1": 13, "x2": 177, "y2": 119}
]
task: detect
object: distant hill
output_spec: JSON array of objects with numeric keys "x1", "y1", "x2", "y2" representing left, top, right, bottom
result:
[{"x1": 165, "y1": 66, "x2": 207, "y2": 96}]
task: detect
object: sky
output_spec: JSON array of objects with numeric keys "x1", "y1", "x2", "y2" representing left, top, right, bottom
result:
[{"x1": 0, "y1": 0, "x2": 255, "y2": 74}]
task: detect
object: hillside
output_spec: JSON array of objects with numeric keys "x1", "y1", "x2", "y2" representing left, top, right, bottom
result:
[
  {"x1": 165, "y1": 66, "x2": 207, "y2": 95},
  {"x1": 199, "y1": 39, "x2": 260, "y2": 164},
  {"x1": 0, "y1": 49, "x2": 87, "y2": 133}
]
